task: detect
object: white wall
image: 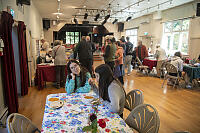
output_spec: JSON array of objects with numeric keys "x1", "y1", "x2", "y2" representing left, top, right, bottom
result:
[
  {"x1": 44, "y1": 21, "x2": 66, "y2": 44},
  {"x1": 1, "y1": 0, "x2": 43, "y2": 40}
]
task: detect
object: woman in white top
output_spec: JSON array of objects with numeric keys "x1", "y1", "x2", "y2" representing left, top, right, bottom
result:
[
  {"x1": 155, "y1": 44, "x2": 167, "y2": 77},
  {"x1": 92, "y1": 64, "x2": 126, "y2": 118},
  {"x1": 52, "y1": 40, "x2": 66, "y2": 89}
]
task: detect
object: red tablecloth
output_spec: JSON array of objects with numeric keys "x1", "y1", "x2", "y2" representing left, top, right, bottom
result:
[
  {"x1": 185, "y1": 58, "x2": 192, "y2": 64},
  {"x1": 143, "y1": 59, "x2": 157, "y2": 70},
  {"x1": 36, "y1": 65, "x2": 67, "y2": 90}
]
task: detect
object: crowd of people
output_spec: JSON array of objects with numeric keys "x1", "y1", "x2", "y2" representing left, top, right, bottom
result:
[{"x1": 36, "y1": 35, "x2": 199, "y2": 116}]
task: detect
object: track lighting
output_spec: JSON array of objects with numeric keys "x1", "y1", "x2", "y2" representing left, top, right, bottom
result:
[
  {"x1": 105, "y1": 14, "x2": 110, "y2": 20},
  {"x1": 101, "y1": 19, "x2": 107, "y2": 25},
  {"x1": 74, "y1": 18, "x2": 78, "y2": 24},
  {"x1": 112, "y1": 19, "x2": 118, "y2": 24},
  {"x1": 84, "y1": 13, "x2": 88, "y2": 19},
  {"x1": 94, "y1": 13, "x2": 100, "y2": 21},
  {"x1": 126, "y1": 16, "x2": 132, "y2": 21}
]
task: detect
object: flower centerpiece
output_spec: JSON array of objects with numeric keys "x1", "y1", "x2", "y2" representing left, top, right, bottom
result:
[{"x1": 82, "y1": 98, "x2": 106, "y2": 133}]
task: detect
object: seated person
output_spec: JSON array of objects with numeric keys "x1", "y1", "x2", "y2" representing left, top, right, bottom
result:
[
  {"x1": 168, "y1": 52, "x2": 184, "y2": 85},
  {"x1": 45, "y1": 49, "x2": 53, "y2": 63},
  {"x1": 65, "y1": 60, "x2": 91, "y2": 94},
  {"x1": 89, "y1": 64, "x2": 126, "y2": 118}
]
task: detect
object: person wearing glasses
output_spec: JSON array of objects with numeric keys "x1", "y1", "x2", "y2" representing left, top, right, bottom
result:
[{"x1": 65, "y1": 60, "x2": 91, "y2": 94}]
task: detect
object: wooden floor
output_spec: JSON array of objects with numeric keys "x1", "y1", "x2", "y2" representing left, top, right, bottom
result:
[{"x1": 18, "y1": 61, "x2": 200, "y2": 133}]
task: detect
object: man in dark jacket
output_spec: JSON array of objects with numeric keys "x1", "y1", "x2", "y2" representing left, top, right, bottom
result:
[
  {"x1": 74, "y1": 36, "x2": 93, "y2": 75},
  {"x1": 103, "y1": 36, "x2": 116, "y2": 72},
  {"x1": 125, "y1": 36, "x2": 134, "y2": 75}
]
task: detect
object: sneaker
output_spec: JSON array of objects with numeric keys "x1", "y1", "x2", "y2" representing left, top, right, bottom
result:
[
  {"x1": 127, "y1": 73, "x2": 131, "y2": 76},
  {"x1": 186, "y1": 85, "x2": 192, "y2": 89}
]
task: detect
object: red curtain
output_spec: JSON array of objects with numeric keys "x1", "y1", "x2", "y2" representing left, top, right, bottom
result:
[
  {"x1": 17, "y1": 21, "x2": 28, "y2": 96},
  {"x1": 0, "y1": 11, "x2": 18, "y2": 113}
]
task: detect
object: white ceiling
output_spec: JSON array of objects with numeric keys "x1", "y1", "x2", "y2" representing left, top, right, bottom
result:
[{"x1": 33, "y1": 0, "x2": 194, "y2": 23}]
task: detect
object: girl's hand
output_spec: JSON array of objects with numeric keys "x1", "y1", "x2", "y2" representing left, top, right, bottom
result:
[
  {"x1": 71, "y1": 73, "x2": 75, "y2": 80},
  {"x1": 88, "y1": 78, "x2": 95, "y2": 85}
]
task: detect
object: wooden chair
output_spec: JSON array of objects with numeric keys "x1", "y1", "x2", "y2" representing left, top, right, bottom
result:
[
  {"x1": 162, "y1": 63, "x2": 182, "y2": 89},
  {"x1": 125, "y1": 104, "x2": 160, "y2": 133},
  {"x1": 136, "y1": 57, "x2": 149, "y2": 75},
  {"x1": 125, "y1": 89, "x2": 144, "y2": 111},
  {"x1": 7, "y1": 113, "x2": 41, "y2": 133}
]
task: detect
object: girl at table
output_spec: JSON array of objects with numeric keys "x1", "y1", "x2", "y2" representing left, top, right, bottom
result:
[
  {"x1": 65, "y1": 60, "x2": 91, "y2": 94},
  {"x1": 93, "y1": 64, "x2": 126, "y2": 118}
]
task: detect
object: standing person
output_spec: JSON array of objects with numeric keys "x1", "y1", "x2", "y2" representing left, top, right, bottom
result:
[
  {"x1": 135, "y1": 40, "x2": 148, "y2": 61},
  {"x1": 90, "y1": 64, "x2": 126, "y2": 118},
  {"x1": 41, "y1": 39, "x2": 50, "y2": 52},
  {"x1": 74, "y1": 36, "x2": 93, "y2": 75},
  {"x1": 154, "y1": 44, "x2": 167, "y2": 77},
  {"x1": 115, "y1": 41, "x2": 124, "y2": 85},
  {"x1": 52, "y1": 40, "x2": 66, "y2": 89},
  {"x1": 65, "y1": 60, "x2": 91, "y2": 94},
  {"x1": 125, "y1": 36, "x2": 134, "y2": 75},
  {"x1": 86, "y1": 36, "x2": 96, "y2": 77},
  {"x1": 103, "y1": 36, "x2": 116, "y2": 72},
  {"x1": 167, "y1": 51, "x2": 185, "y2": 85}
]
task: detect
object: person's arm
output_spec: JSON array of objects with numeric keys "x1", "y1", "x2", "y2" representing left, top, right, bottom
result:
[
  {"x1": 76, "y1": 72, "x2": 92, "y2": 93},
  {"x1": 144, "y1": 45, "x2": 148, "y2": 57},
  {"x1": 179, "y1": 59, "x2": 183, "y2": 72},
  {"x1": 65, "y1": 75, "x2": 76, "y2": 94},
  {"x1": 103, "y1": 83, "x2": 120, "y2": 113},
  {"x1": 51, "y1": 47, "x2": 56, "y2": 59},
  {"x1": 74, "y1": 42, "x2": 80, "y2": 59},
  {"x1": 103, "y1": 45, "x2": 110, "y2": 58},
  {"x1": 92, "y1": 43, "x2": 96, "y2": 53}
]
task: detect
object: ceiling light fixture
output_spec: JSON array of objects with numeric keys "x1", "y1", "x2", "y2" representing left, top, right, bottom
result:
[
  {"x1": 147, "y1": 0, "x2": 150, "y2": 4},
  {"x1": 126, "y1": 16, "x2": 132, "y2": 21},
  {"x1": 94, "y1": 13, "x2": 100, "y2": 21},
  {"x1": 57, "y1": 0, "x2": 60, "y2": 1},
  {"x1": 101, "y1": 19, "x2": 107, "y2": 25},
  {"x1": 105, "y1": 14, "x2": 110, "y2": 20},
  {"x1": 74, "y1": 18, "x2": 78, "y2": 24},
  {"x1": 112, "y1": 19, "x2": 118, "y2": 24},
  {"x1": 84, "y1": 13, "x2": 88, "y2": 19},
  {"x1": 170, "y1": 0, "x2": 172, "y2": 4}
]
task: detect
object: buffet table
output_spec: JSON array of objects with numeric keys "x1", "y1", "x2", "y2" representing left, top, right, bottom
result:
[{"x1": 36, "y1": 64, "x2": 67, "y2": 90}]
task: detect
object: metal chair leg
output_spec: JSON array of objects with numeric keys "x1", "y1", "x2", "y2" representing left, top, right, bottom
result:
[
  {"x1": 173, "y1": 79, "x2": 178, "y2": 89},
  {"x1": 162, "y1": 77, "x2": 166, "y2": 88}
]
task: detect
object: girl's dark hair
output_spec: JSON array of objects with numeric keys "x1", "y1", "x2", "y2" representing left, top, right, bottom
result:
[
  {"x1": 174, "y1": 51, "x2": 181, "y2": 58},
  {"x1": 95, "y1": 64, "x2": 125, "y2": 102},
  {"x1": 67, "y1": 59, "x2": 89, "y2": 92}
]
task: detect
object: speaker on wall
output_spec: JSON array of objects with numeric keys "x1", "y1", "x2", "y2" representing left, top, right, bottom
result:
[
  {"x1": 43, "y1": 20, "x2": 50, "y2": 30},
  {"x1": 118, "y1": 22, "x2": 124, "y2": 32},
  {"x1": 196, "y1": 3, "x2": 200, "y2": 16}
]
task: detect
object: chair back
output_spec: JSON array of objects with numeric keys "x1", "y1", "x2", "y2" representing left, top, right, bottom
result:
[
  {"x1": 7, "y1": 113, "x2": 41, "y2": 133},
  {"x1": 125, "y1": 104, "x2": 160, "y2": 133},
  {"x1": 136, "y1": 57, "x2": 143, "y2": 66},
  {"x1": 165, "y1": 63, "x2": 178, "y2": 74},
  {"x1": 125, "y1": 89, "x2": 144, "y2": 111}
]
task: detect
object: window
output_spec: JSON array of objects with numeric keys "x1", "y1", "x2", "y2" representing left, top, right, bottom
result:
[
  {"x1": 66, "y1": 32, "x2": 80, "y2": 44},
  {"x1": 162, "y1": 19, "x2": 189, "y2": 56},
  {"x1": 125, "y1": 28, "x2": 138, "y2": 48}
]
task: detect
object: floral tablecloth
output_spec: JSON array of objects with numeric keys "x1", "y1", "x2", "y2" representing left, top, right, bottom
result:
[{"x1": 41, "y1": 91, "x2": 133, "y2": 133}]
